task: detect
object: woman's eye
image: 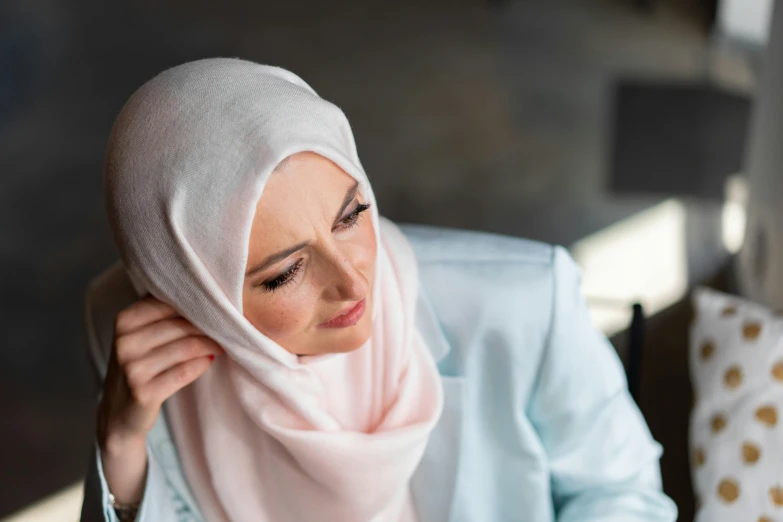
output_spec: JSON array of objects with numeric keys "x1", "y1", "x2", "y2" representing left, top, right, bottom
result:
[
  {"x1": 261, "y1": 259, "x2": 303, "y2": 292},
  {"x1": 257, "y1": 204, "x2": 370, "y2": 293},
  {"x1": 337, "y1": 203, "x2": 371, "y2": 229}
]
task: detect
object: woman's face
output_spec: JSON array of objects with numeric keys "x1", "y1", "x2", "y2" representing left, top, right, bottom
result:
[{"x1": 242, "y1": 152, "x2": 377, "y2": 356}]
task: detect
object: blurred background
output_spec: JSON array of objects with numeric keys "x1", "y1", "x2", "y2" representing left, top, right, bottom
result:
[{"x1": 0, "y1": 0, "x2": 776, "y2": 520}]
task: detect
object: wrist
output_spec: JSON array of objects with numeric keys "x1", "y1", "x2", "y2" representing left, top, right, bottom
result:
[
  {"x1": 99, "y1": 434, "x2": 149, "y2": 505},
  {"x1": 99, "y1": 427, "x2": 147, "y2": 458}
]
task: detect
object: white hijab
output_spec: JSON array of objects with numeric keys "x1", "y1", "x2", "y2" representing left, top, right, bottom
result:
[{"x1": 104, "y1": 58, "x2": 443, "y2": 521}]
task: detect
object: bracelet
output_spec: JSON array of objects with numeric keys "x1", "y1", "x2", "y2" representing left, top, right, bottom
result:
[{"x1": 108, "y1": 492, "x2": 140, "y2": 522}]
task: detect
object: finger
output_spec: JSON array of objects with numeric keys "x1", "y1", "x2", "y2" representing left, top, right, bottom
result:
[
  {"x1": 115, "y1": 296, "x2": 179, "y2": 336},
  {"x1": 125, "y1": 335, "x2": 222, "y2": 386},
  {"x1": 117, "y1": 317, "x2": 203, "y2": 362},
  {"x1": 144, "y1": 356, "x2": 215, "y2": 404}
]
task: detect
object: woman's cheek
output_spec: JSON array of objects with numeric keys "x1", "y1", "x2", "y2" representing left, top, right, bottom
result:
[
  {"x1": 245, "y1": 291, "x2": 315, "y2": 341},
  {"x1": 353, "y1": 220, "x2": 377, "y2": 274}
]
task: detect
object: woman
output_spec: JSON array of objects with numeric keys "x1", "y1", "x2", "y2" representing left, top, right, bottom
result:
[{"x1": 81, "y1": 58, "x2": 677, "y2": 521}]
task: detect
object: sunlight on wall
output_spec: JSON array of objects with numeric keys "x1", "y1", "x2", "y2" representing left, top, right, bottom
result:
[
  {"x1": 718, "y1": 0, "x2": 774, "y2": 45},
  {"x1": 571, "y1": 199, "x2": 689, "y2": 336},
  {"x1": 0, "y1": 482, "x2": 83, "y2": 522},
  {"x1": 722, "y1": 175, "x2": 748, "y2": 254},
  {"x1": 573, "y1": 176, "x2": 748, "y2": 336}
]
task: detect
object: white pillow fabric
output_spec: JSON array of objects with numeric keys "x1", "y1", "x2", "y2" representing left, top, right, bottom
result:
[{"x1": 690, "y1": 286, "x2": 783, "y2": 522}]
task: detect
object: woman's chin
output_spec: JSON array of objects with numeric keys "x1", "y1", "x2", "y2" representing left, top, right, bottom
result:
[
  {"x1": 324, "y1": 323, "x2": 373, "y2": 354},
  {"x1": 318, "y1": 314, "x2": 373, "y2": 353},
  {"x1": 283, "y1": 325, "x2": 372, "y2": 356},
  {"x1": 315, "y1": 299, "x2": 374, "y2": 354}
]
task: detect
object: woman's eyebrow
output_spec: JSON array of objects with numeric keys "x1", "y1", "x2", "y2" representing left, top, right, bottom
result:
[
  {"x1": 333, "y1": 181, "x2": 359, "y2": 223},
  {"x1": 246, "y1": 241, "x2": 309, "y2": 277},
  {"x1": 245, "y1": 181, "x2": 361, "y2": 278}
]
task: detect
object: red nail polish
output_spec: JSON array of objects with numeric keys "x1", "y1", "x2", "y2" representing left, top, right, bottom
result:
[{"x1": 208, "y1": 355, "x2": 215, "y2": 361}]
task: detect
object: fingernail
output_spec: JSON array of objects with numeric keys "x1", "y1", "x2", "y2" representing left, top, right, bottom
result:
[{"x1": 208, "y1": 355, "x2": 215, "y2": 361}]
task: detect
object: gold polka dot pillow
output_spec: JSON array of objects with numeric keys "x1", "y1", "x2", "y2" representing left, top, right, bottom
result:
[{"x1": 690, "y1": 287, "x2": 783, "y2": 521}]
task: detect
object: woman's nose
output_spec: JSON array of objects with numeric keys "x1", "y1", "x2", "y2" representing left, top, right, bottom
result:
[{"x1": 326, "y1": 254, "x2": 368, "y2": 302}]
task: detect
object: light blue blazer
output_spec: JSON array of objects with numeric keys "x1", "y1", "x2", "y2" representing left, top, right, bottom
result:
[{"x1": 80, "y1": 224, "x2": 677, "y2": 522}]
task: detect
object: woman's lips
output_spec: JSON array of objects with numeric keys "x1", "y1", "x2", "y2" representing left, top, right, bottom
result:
[{"x1": 318, "y1": 299, "x2": 366, "y2": 328}]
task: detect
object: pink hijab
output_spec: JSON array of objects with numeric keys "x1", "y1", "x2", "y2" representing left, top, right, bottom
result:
[{"x1": 104, "y1": 58, "x2": 443, "y2": 521}]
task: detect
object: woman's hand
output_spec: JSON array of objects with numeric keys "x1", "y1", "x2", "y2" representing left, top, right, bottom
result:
[{"x1": 96, "y1": 296, "x2": 223, "y2": 504}]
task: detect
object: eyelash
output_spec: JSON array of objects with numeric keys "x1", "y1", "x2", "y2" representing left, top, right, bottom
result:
[
  {"x1": 260, "y1": 202, "x2": 371, "y2": 293},
  {"x1": 261, "y1": 259, "x2": 303, "y2": 293},
  {"x1": 337, "y1": 202, "x2": 371, "y2": 230}
]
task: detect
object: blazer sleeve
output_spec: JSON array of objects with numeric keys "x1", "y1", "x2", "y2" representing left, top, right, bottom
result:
[
  {"x1": 528, "y1": 246, "x2": 678, "y2": 522},
  {"x1": 80, "y1": 439, "x2": 194, "y2": 522}
]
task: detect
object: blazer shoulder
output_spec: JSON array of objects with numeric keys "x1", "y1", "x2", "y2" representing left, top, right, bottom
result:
[{"x1": 399, "y1": 223, "x2": 554, "y2": 267}]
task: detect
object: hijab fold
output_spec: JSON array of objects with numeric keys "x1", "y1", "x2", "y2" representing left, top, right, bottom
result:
[{"x1": 104, "y1": 58, "x2": 444, "y2": 522}]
